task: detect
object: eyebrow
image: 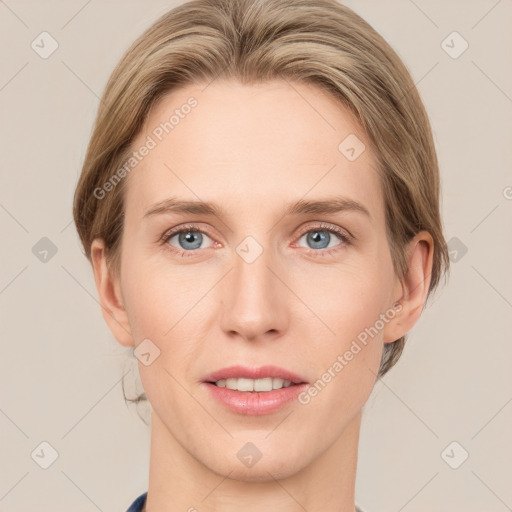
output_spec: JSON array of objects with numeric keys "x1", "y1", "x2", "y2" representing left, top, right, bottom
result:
[{"x1": 143, "y1": 195, "x2": 371, "y2": 221}]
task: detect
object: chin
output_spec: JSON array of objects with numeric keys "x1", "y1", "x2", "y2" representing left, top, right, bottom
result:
[
  {"x1": 204, "y1": 448, "x2": 308, "y2": 482},
  {"x1": 214, "y1": 463, "x2": 301, "y2": 483}
]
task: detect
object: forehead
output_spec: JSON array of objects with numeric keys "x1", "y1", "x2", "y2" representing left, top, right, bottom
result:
[{"x1": 124, "y1": 79, "x2": 383, "y2": 221}]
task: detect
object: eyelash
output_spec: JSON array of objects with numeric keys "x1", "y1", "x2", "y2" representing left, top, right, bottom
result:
[{"x1": 160, "y1": 222, "x2": 353, "y2": 258}]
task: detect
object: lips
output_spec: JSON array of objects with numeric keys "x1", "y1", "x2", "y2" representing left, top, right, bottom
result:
[
  {"x1": 203, "y1": 366, "x2": 309, "y2": 415},
  {"x1": 203, "y1": 365, "x2": 307, "y2": 385}
]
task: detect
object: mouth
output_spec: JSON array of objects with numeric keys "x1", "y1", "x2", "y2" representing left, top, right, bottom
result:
[
  {"x1": 203, "y1": 364, "x2": 307, "y2": 390},
  {"x1": 207, "y1": 377, "x2": 299, "y2": 392},
  {"x1": 202, "y1": 366, "x2": 309, "y2": 415}
]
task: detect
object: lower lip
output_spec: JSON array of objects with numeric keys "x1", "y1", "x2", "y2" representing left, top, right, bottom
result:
[{"x1": 204, "y1": 382, "x2": 308, "y2": 415}]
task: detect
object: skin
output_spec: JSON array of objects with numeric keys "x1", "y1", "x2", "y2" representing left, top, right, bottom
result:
[{"x1": 91, "y1": 79, "x2": 433, "y2": 512}]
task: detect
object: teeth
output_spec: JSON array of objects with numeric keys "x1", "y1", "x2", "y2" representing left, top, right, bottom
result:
[{"x1": 214, "y1": 377, "x2": 295, "y2": 391}]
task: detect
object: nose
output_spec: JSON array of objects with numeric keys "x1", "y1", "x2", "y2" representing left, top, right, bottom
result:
[{"x1": 219, "y1": 242, "x2": 289, "y2": 343}]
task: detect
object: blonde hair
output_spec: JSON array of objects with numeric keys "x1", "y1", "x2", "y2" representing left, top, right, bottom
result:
[{"x1": 73, "y1": 0, "x2": 450, "y2": 388}]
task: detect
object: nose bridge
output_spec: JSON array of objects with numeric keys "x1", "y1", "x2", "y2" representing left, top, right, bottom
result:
[{"x1": 219, "y1": 237, "x2": 287, "y2": 340}]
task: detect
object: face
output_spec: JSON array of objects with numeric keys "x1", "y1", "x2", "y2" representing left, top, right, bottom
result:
[{"x1": 103, "y1": 79, "x2": 406, "y2": 480}]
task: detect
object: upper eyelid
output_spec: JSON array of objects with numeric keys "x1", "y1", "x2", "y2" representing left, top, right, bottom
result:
[
  {"x1": 297, "y1": 222, "x2": 349, "y2": 237},
  {"x1": 162, "y1": 223, "x2": 213, "y2": 240}
]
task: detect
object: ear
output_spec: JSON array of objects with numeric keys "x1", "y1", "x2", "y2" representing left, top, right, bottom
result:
[
  {"x1": 383, "y1": 231, "x2": 434, "y2": 344},
  {"x1": 90, "y1": 238, "x2": 134, "y2": 347}
]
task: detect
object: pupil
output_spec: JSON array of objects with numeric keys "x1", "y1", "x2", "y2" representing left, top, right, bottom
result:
[
  {"x1": 180, "y1": 231, "x2": 202, "y2": 250},
  {"x1": 308, "y1": 230, "x2": 329, "y2": 249}
]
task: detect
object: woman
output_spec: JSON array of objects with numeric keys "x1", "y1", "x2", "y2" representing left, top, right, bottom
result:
[{"x1": 72, "y1": 0, "x2": 450, "y2": 510}]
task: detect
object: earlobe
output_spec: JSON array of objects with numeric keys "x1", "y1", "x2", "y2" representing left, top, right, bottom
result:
[
  {"x1": 383, "y1": 231, "x2": 434, "y2": 344},
  {"x1": 90, "y1": 238, "x2": 134, "y2": 347}
]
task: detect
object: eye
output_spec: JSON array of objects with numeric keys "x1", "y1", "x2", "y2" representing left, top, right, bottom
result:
[
  {"x1": 162, "y1": 224, "x2": 215, "y2": 256},
  {"x1": 160, "y1": 222, "x2": 352, "y2": 258},
  {"x1": 295, "y1": 223, "x2": 351, "y2": 254}
]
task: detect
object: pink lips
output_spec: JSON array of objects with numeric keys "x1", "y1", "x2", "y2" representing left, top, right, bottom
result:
[
  {"x1": 202, "y1": 365, "x2": 308, "y2": 416},
  {"x1": 203, "y1": 365, "x2": 307, "y2": 385}
]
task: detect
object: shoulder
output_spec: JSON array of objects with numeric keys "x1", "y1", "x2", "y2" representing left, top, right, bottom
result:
[{"x1": 125, "y1": 491, "x2": 147, "y2": 512}]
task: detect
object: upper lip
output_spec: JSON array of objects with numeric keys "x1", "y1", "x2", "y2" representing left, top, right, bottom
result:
[{"x1": 203, "y1": 365, "x2": 307, "y2": 384}]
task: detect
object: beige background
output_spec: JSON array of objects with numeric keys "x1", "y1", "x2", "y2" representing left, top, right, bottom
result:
[{"x1": 1, "y1": 0, "x2": 511, "y2": 511}]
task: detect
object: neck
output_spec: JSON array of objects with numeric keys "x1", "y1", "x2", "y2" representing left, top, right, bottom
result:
[{"x1": 144, "y1": 410, "x2": 361, "y2": 512}]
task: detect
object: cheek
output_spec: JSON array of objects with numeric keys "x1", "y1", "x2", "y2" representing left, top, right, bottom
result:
[
  {"x1": 121, "y1": 260, "x2": 208, "y2": 407},
  {"x1": 294, "y1": 267, "x2": 387, "y2": 418},
  {"x1": 120, "y1": 247, "x2": 204, "y2": 338},
  {"x1": 293, "y1": 259, "x2": 391, "y2": 342},
  {"x1": 290, "y1": 258, "x2": 392, "y2": 409}
]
